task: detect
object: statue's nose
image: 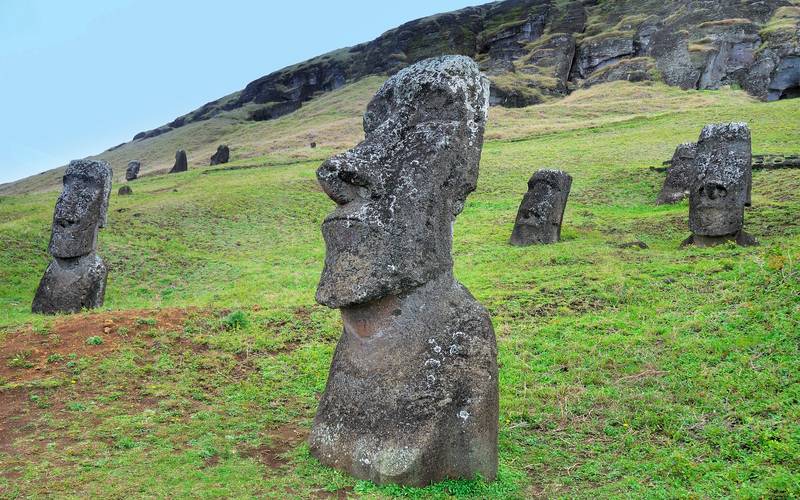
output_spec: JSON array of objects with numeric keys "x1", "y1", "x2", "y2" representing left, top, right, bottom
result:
[{"x1": 317, "y1": 156, "x2": 359, "y2": 205}]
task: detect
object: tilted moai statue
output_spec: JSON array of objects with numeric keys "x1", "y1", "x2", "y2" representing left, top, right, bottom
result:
[
  {"x1": 169, "y1": 150, "x2": 188, "y2": 173},
  {"x1": 309, "y1": 56, "x2": 498, "y2": 486},
  {"x1": 32, "y1": 160, "x2": 112, "y2": 314},
  {"x1": 510, "y1": 169, "x2": 572, "y2": 245},
  {"x1": 657, "y1": 143, "x2": 697, "y2": 205},
  {"x1": 210, "y1": 144, "x2": 230, "y2": 165},
  {"x1": 125, "y1": 160, "x2": 141, "y2": 181},
  {"x1": 682, "y1": 123, "x2": 757, "y2": 247}
]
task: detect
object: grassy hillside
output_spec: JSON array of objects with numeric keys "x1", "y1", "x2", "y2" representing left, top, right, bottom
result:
[{"x1": 0, "y1": 81, "x2": 798, "y2": 498}]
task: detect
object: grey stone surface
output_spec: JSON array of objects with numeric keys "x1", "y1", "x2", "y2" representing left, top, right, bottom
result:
[
  {"x1": 125, "y1": 160, "x2": 140, "y2": 181},
  {"x1": 510, "y1": 169, "x2": 572, "y2": 246},
  {"x1": 210, "y1": 144, "x2": 230, "y2": 165},
  {"x1": 169, "y1": 150, "x2": 188, "y2": 173},
  {"x1": 309, "y1": 55, "x2": 498, "y2": 486},
  {"x1": 685, "y1": 122, "x2": 756, "y2": 246},
  {"x1": 33, "y1": 160, "x2": 112, "y2": 314},
  {"x1": 657, "y1": 142, "x2": 697, "y2": 204}
]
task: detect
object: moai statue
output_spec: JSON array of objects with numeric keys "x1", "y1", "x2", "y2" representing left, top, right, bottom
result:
[
  {"x1": 169, "y1": 150, "x2": 188, "y2": 173},
  {"x1": 210, "y1": 144, "x2": 230, "y2": 165},
  {"x1": 682, "y1": 123, "x2": 757, "y2": 247},
  {"x1": 309, "y1": 56, "x2": 498, "y2": 486},
  {"x1": 510, "y1": 169, "x2": 572, "y2": 245},
  {"x1": 657, "y1": 143, "x2": 697, "y2": 204},
  {"x1": 125, "y1": 160, "x2": 141, "y2": 181},
  {"x1": 32, "y1": 160, "x2": 112, "y2": 314}
]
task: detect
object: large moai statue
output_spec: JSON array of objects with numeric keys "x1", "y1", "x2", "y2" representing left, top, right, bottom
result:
[
  {"x1": 510, "y1": 169, "x2": 572, "y2": 245},
  {"x1": 309, "y1": 56, "x2": 498, "y2": 486},
  {"x1": 169, "y1": 150, "x2": 188, "y2": 173},
  {"x1": 682, "y1": 123, "x2": 757, "y2": 247},
  {"x1": 32, "y1": 160, "x2": 112, "y2": 314},
  {"x1": 125, "y1": 160, "x2": 141, "y2": 181},
  {"x1": 210, "y1": 144, "x2": 230, "y2": 165},
  {"x1": 657, "y1": 143, "x2": 697, "y2": 204}
]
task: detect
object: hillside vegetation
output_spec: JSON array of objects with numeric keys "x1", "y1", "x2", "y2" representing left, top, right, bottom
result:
[{"x1": 0, "y1": 80, "x2": 798, "y2": 498}]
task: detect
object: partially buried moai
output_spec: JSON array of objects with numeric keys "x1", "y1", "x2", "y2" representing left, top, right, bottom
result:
[
  {"x1": 309, "y1": 56, "x2": 498, "y2": 486},
  {"x1": 510, "y1": 169, "x2": 572, "y2": 245},
  {"x1": 125, "y1": 160, "x2": 141, "y2": 181},
  {"x1": 682, "y1": 122, "x2": 757, "y2": 247},
  {"x1": 657, "y1": 143, "x2": 697, "y2": 205},
  {"x1": 32, "y1": 160, "x2": 112, "y2": 314},
  {"x1": 169, "y1": 149, "x2": 188, "y2": 173}
]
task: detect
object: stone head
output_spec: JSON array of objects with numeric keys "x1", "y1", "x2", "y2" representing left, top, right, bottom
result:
[
  {"x1": 689, "y1": 123, "x2": 751, "y2": 236},
  {"x1": 49, "y1": 160, "x2": 112, "y2": 258},
  {"x1": 315, "y1": 55, "x2": 490, "y2": 308},
  {"x1": 511, "y1": 169, "x2": 572, "y2": 245}
]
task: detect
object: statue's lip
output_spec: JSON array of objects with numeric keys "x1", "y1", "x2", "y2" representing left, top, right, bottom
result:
[{"x1": 323, "y1": 214, "x2": 364, "y2": 225}]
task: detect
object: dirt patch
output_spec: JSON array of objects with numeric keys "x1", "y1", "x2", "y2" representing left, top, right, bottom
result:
[
  {"x1": 0, "y1": 387, "x2": 30, "y2": 455},
  {"x1": 243, "y1": 424, "x2": 308, "y2": 469},
  {"x1": 0, "y1": 308, "x2": 194, "y2": 385}
]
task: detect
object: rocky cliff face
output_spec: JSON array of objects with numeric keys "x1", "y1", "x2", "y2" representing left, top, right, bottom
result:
[{"x1": 131, "y1": 0, "x2": 800, "y2": 142}]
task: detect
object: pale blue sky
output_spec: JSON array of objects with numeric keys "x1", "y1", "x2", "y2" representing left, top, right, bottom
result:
[{"x1": 0, "y1": 0, "x2": 474, "y2": 184}]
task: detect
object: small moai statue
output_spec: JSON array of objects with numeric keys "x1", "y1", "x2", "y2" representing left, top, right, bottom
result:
[
  {"x1": 32, "y1": 160, "x2": 112, "y2": 314},
  {"x1": 510, "y1": 169, "x2": 572, "y2": 245},
  {"x1": 210, "y1": 144, "x2": 230, "y2": 165},
  {"x1": 682, "y1": 123, "x2": 757, "y2": 247},
  {"x1": 169, "y1": 150, "x2": 188, "y2": 173},
  {"x1": 309, "y1": 56, "x2": 498, "y2": 486},
  {"x1": 657, "y1": 143, "x2": 697, "y2": 204},
  {"x1": 125, "y1": 160, "x2": 141, "y2": 181}
]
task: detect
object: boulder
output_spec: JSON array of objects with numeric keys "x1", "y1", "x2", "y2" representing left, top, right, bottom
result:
[
  {"x1": 683, "y1": 122, "x2": 756, "y2": 247},
  {"x1": 210, "y1": 144, "x2": 230, "y2": 165},
  {"x1": 33, "y1": 160, "x2": 112, "y2": 314},
  {"x1": 657, "y1": 142, "x2": 697, "y2": 204},
  {"x1": 510, "y1": 169, "x2": 572, "y2": 245},
  {"x1": 125, "y1": 160, "x2": 141, "y2": 181},
  {"x1": 118, "y1": 185, "x2": 133, "y2": 196},
  {"x1": 310, "y1": 56, "x2": 497, "y2": 486},
  {"x1": 169, "y1": 150, "x2": 188, "y2": 173}
]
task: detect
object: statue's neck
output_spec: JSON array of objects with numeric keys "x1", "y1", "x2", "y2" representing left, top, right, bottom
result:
[{"x1": 340, "y1": 271, "x2": 454, "y2": 338}]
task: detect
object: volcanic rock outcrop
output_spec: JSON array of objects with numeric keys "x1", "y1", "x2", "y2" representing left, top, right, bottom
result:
[
  {"x1": 129, "y1": 0, "x2": 799, "y2": 142},
  {"x1": 683, "y1": 123, "x2": 757, "y2": 247},
  {"x1": 169, "y1": 150, "x2": 188, "y2": 174},
  {"x1": 125, "y1": 161, "x2": 141, "y2": 181},
  {"x1": 510, "y1": 169, "x2": 572, "y2": 245},
  {"x1": 32, "y1": 160, "x2": 112, "y2": 314},
  {"x1": 210, "y1": 145, "x2": 230, "y2": 165},
  {"x1": 309, "y1": 56, "x2": 497, "y2": 486}
]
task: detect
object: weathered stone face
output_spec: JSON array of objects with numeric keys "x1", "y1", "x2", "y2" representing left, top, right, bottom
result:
[
  {"x1": 316, "y1": 55, "x2": 490, "y2": 309},
  {"x1": 170, "y1": 150, "x2": 188, "y2": 173},
  {"x1": 34, "y1": 159, "x2": 112, "y2": 314},
  {"x1": 210, "y1": 144, "x2": 230, "y2": 165},
  {"x1": 657, "y1": 142, "x2": 697, "y2": 204},
  {"x1": 49, "y1": 160, "x2": 112, "y2": 259},
  {"x1": 309, "y1": 55, "x2": 497, "y2": 486},
  {"x1": 687, "y1": 122, "x2": 754, "y2": 243},
  {"x1": 125, "y1": 161, "x2": 141, "y2": 181},
  {"x1": 510, "y1": 169, "x2": 572, "y2": 245}
]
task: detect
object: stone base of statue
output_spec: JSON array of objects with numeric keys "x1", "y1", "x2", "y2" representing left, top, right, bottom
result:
[
  {"x1": 309, "y1": 273, "x2": 498, "y2": 486},
  {"x1": 681, "y1": 231, "x2": 758, "y2": 248},
  {"x1": 32, "y1": 253, "x2": 107, "y2": 314}
]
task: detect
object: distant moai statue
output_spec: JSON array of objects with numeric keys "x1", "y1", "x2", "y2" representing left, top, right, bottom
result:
[
  {"x1": 309, "y1": 56, "x2": 498, "y2": 486},
  {"x1": 169, "y1": 150, "x2": 188, "y2": 173},
  {"x1": 657, "y1": 143, "x2": 697, "y2": 204},
  {"x1": 682, "y1": 123, "x2": 757, "y2": 247},
  {"x1": 32, "y1": 160, "x2": 112, "y2": 314},
  {"x1": 210, "y1": 144, "x2": 230, "y2": 165},
  {"x1": 125, "y1": 160, "x2": 141, "y2": 181},
  {"x1": 510, "y1": 169, "x2": 572, "y2": 245}
]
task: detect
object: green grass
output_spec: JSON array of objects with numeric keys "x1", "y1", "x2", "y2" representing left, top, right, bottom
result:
[{"x1": 0, "y1": 80, "x2": 799, "y2": 498}]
